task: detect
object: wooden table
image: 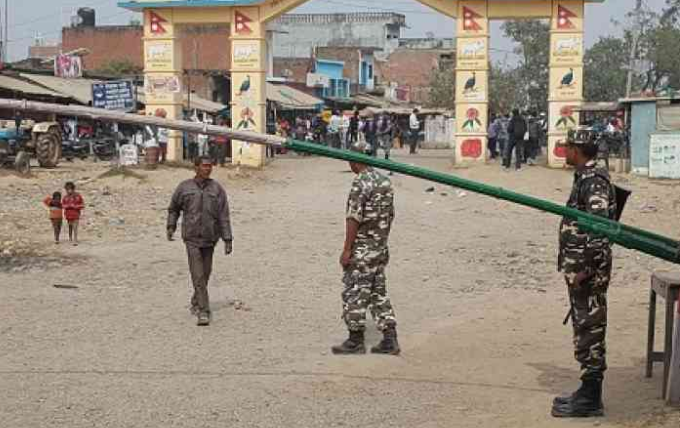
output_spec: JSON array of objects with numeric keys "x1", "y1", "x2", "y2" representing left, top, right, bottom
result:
[{"x1": 646, "y1": 272, "x2": 680, "y2": 399}]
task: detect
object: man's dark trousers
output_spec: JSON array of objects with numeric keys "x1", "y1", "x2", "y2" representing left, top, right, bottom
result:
[
  {"x1": 503, "y1": 137, "x2": 524, "y2": 169},
  {"x1": 409, "y1": 131, "x2": 418, "y2": 154},
  {"x1": 187, "y1": 244, "x2": 215, "y2": 314},
  {"x1": 489, "y1": 137, "x2": 498, "y2": 158}
]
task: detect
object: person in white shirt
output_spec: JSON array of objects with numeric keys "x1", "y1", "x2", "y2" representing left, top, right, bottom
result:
[
  {"x1": 155, "y1": 109, "x2": 169, "y2": 163},
  {"x1": 409, "y1": 109, "x2": 420, "y2": 155},
  {"x1": 328, "y1": 110, "x2": 343, "y2": 149}
]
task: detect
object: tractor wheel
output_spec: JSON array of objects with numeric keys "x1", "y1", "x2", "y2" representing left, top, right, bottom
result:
[
  {"x1": 36, "y1": 131, "x2": 62, "y2": 168},
  {"x1": 14, "y1": 151, "x2": 31, "y2": 176}
]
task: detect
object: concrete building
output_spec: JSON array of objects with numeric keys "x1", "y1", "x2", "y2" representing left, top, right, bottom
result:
[
  {"x1": 399, "y1": 38, "x2": 455, "y2": 50},
  {"x1": 273, "y1": 46, "x2": 377, "y2": 99},
  {"x1": 271, "y1": 12, "x2": 405, "y2": 58},
  {"x1": 28, "y1": 43, "x2": 62, "y2": 60}
]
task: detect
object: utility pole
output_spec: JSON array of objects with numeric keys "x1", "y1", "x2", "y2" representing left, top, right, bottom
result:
[
  {"x1": 3, "y1": 0, "x2": 7, "y2": 63},
  {"x1": 626, "y1": 0, "x2": 644, "y2": 98},
  {"x1": 187, "y1": 39, "x2": 198, "y2": 113}
]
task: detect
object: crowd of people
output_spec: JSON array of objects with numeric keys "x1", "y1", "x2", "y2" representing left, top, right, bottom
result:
[
  {"x1": 487, "y1": 109, "x2": 547, "y2": 171},
  {"x1": 275, "y1": 108, "x2": 423, "y2": 159}
]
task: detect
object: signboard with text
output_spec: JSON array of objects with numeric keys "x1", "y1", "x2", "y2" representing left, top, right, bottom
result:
[{"x1": 92, "y1": 80, "x2": 136, "y2": 112}]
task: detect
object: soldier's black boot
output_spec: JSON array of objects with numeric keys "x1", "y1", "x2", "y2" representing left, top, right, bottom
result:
[
  {"x1": 371, "y1": 328, "x2": 400, "y2": 355},
  {"x1": 331, "y1": 331, "x2": 365, "y2": 354},
  {"x1": 552, "y1": 382, "x2": 587, "y2": 406},
  {"x1": 551, "y1": 379, "x2": 604, "y2": 418}
]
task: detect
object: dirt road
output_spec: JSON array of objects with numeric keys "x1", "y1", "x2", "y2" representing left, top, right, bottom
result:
[{"x1": 1, "y1": 150, "x2": 679, "y2": 427}]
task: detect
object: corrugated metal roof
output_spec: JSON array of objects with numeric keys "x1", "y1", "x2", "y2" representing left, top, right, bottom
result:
[
  {"x1": 0, "y1": 75, "x2": 64, "y2": 98},
  {"x1": 136, "y1": 90, "x2": 227, "y2": 113},
  {"x1": 267, "y1": 83, "x2": 323, "y2": 110},
  {"x1": 20, "y1": 73, "x2": 101, "y2": 104}
]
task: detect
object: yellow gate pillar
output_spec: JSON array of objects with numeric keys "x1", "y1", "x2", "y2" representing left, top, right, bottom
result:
[
  {"x1": 230, "y1": 6, "x2": 267, "y2": 167},
  {"x1": 143, "y1": 9, "x2": 184, "y2": 161},
  {"x1": 548, "y1": 0, "x2": 585, "y2": 167},
  {"x1": 455, "y1": 0, "x2": 490, "y2": 163}
]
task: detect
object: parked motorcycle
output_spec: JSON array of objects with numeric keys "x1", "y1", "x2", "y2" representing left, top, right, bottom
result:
[{"x1": 61, "y1": 134, "x2": 123, "y2": 162}]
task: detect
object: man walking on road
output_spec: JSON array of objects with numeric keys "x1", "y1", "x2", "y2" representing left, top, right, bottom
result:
[
  {"x1": 167, "y1": 156, "x2": 233, "y2": 326},
  {"x1": 552, "y1": 129, "x2": 616, "y2": 418},
  {"x1": 332, "y1": 141, "x2": 400, "y2": 356}
]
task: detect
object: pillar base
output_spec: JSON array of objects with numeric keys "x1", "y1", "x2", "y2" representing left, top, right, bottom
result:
[{"x1": 454, "y1": 135, "x2": 487, "y2": 164}]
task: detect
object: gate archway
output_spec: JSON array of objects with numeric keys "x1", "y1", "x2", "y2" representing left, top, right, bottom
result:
[{"x1": 118, "y1": 0, "x2": 602, "y2": 167}]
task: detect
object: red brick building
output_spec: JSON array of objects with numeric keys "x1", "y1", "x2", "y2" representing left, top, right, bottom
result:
[
  {"x1": 377, "y1": 48, "x2": 454, "y2": 104},
  {"x1": 61, "y1": 24, "x2": 232, "y2": 102}
]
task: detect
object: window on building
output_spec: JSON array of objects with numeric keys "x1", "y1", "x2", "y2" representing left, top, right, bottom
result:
[
  {"x1": 368, "y1": 65, "x2": 373, "y2": 80},
  {"x1": 323, "y1": 78, "x2": 350, "y2": 98}
]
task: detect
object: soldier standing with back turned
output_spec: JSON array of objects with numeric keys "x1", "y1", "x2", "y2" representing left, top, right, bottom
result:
[
  {"x1": 552, "y1": 129, "x2": 616, "y2": 418},
  {"x1": 332, "y1": 141, "x2": 400, "y2": 355}
]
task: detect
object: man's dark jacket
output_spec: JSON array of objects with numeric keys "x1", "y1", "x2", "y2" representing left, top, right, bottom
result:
[{"x1": 168, "y1": 178, "x2": 233, "y2": 248}]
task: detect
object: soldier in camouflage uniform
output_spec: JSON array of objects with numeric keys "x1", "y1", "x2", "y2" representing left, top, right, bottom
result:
[
  {"x1": 552, "y1": 129, "x2": 616, "y2": 418},
  {"x1": 332, "y1": 141, "x2": 400, "y2": 355}
]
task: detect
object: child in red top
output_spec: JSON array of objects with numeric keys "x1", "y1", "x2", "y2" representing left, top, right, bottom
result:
[
  {"x1": 43, "y1": 191, "x2": 63, "y2": 244},
  {"x1": 62, "y1": 182, "x2": 84, "y2": 246}
]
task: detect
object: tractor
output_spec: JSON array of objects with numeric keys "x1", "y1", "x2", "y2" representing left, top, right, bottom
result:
[
  {"x1": 0, "y1": 137, "x2": 31, "y2": 175},
  {"x1": 0, "y1": 119, "x2": 63, "y2": 169}
]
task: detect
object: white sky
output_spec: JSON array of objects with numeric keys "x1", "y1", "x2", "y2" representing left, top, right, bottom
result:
[{"x1": 4, "y1": 0, "x2": 663, "y2": 61}]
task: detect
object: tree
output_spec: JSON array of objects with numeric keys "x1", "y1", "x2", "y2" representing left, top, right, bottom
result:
[
  {"x1": 661, "y1": 0, "x2": 680, "y2": 25},
  {"x1": 584, "y1": 37, "x2": 629, "y2": 101},
  {"x1": 643, "y1": 24, "x2": 680, "y2": 91},
  {"x1": 94, "y1": 59, "x2": 143, "y2": 78},
  {"x1": 426, "y1": 60, "x2": 455, "y2": 110},
  {"x1": 501, "y1": 20, "x2": 550, "y2": 113},
  {"x1": 621, "y1": 3, "x2": 680, "y2": 94},
  {"x1": 489, "y1": 63, "x2": 523, "y2": 115}
]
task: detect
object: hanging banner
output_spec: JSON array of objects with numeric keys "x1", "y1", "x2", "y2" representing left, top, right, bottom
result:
[{"x1": 54, "y1": 55, "x2": 83, "y2": 78}]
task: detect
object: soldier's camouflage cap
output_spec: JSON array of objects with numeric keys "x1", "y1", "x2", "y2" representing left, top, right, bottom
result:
[
  {"x1": 348, "y1": 141, "x2": 371, "y2": 155},
  {"x1": 567, "y1": 128, "x2": 598, "y2": 146}
]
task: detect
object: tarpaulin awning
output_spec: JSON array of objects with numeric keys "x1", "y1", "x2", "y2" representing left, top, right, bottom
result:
[
  {"x1": 267, "y1": 83, "x2": 323, "y2": 110},
  {"x1": 0, "y1": 75, "x2": 65, "y2": 98}
]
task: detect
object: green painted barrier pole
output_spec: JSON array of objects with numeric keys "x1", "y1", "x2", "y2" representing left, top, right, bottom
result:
[{"x1": 285, "y1": 140, "x2": 680, "y2": 265}]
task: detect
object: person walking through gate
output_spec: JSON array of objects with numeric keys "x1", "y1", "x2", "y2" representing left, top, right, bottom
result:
[
  {"x1": 409, "y1": 108, "x2": 420, "y2": 155},
  {"x1": 552, "y1": 129, "x2": 617, "y2": 418},
  {"x1": 167, "y1": 156, "x2": 233, "y2": 326},
  {"x1": 503, "y1": 108, "x2": 527, "y2": 171},
  {"x1": 332, "y1": 141, "x2": 400, "y2": 356},
  {"x1": 376, "y1": 113, "x2": 393, "y2": 161},
  {"x1": 526, "y1": 112, "x2": 542, "y2": 165},
  {"x1": 487, "y1": 114, "x2": 499, "y2": 159}
]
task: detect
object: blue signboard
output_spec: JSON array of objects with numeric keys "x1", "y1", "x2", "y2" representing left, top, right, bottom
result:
[{"x1": 92, "y1": 80, "x2": 136, "y2": 112}]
